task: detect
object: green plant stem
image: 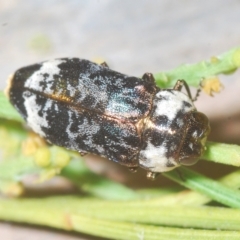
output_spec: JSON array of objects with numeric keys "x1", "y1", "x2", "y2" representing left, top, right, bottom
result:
[
  {"x1": 62, "y1": 158, "x2": 240, "y2": 203},
  {"x1": 203, "y1": 141, "x2": 240, "y2": 166},
  {"x1": 163, "y1": 167, "x2": 240, "y2": 208},
  {"x1": 41, "y1": 196, "x2": 240, "y2": 231},
  {"x1": 154, "y1": 47, "x2": 240, "y2": 87},
  {"x1": 0, "y1": 197, "x2": 240, "y2": 239},
  {"x1": 145, "y1": 169, "x2": 240, "y2": 206},
  {"x1": 62, "y1": 158, "x2": 140, "y2": 200}
]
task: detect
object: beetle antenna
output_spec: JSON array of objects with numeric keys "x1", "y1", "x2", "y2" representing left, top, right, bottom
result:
[
  {"x1": 174, "y1": 80, "x2": 193, "y2": 101},
  {"x1": 192, "y1": 87, "x2": 201, "y2": 102},
  {"x1": 174, "y1": 79, "x2": 203, "y2": 102}
]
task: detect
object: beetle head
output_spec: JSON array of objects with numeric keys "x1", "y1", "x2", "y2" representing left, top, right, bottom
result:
[{"x1": 178, "y1": 111, "x2": 210, "y2": 166}]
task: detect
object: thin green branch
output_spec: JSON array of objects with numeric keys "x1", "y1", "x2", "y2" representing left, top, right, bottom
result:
[
  {"x1": 126, "y1": 169, "x2": 240, "y2": 207},
  {"x1": 154, "y1": 47, "x2": 240, "y2": 88},
  {"x1": 62, "y1": 158, "x2": 140, "y2": 200},
  {"x1": 0, "y1": 197, "x2": 240, "y2": 239},
  {"x1": 163, "y1": 167, "x2": 240, "y2": 208},
  {"x1": 163, "y1": 169, "x2": 240, "y2": 206},
  {"x1": 40, "y1": 196, "x2": 240, "y2": 231},
  {"x1": 203, "y1": 141, "x2": 240, "y2": 166}
]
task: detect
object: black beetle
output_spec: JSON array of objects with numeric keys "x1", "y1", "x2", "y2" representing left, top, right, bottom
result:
[{"x1": 6, "y1": 58, "x2": 210, "y2": 179}]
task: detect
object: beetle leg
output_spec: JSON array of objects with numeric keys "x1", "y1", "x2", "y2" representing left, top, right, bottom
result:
[
  {"x1": 79, "y1": 151, "x2": 88, "y2": 157},
  {"x1": 146, "y1": 171, "x2": 159, "y2": 180},
  {"x1": 142, "y1": 73, "x2": 155, "y2": 84},
  {"x1": 101, "y1": 62, "x2": 109, "y2": 68},
  {"x1": 128, "y1": 167, "x2": 138, "y2": 173}
]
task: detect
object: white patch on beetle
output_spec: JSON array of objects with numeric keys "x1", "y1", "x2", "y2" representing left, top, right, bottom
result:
[
  {"x1": 23, "y1": 92, "x2": 52, "y2": 137},
  {"x1": 24, "y1": 59, "x2": 65, "y2": 94},
  {"x1": 73, "y1": 75, "x2": 109, "y2": 107},
  {"x1": 192, "y1": 130, "x2": 198, "y2": 138},
  {"x1": 54, "y1": 103, "x2": 59, "y2": 112},
  {"x1": 170, "y1": 143, "x2": 177, "y2": 152},
  {"x1": 139, "y1": 142, "x2": 178, "y2": 172},
  {"x1": 66, "y1": 110, "x2": 104, "y2": 154},
  {"x1": 66, "y1": 84, "x2": 77, "y2": 98},
  {"x1": 154, "y1": 90, "x2": 195, "y2": 120},
  {"x1": 176, "y1": 118, "x2": 184, "y2": 127},
  {"x1": 66, "y1": 111, "x2": 78, "y2": 141},
  {"x1": 189, "y1": 142, "x2": 193, "y2": 150},
  {"x1": 88, "y1": 62, "x2": 102, "y2": 73}
]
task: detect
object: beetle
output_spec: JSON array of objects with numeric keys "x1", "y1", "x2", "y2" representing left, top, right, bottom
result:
[{"x1": 6, "y1": 58, "x2": 210, "y2": 180}]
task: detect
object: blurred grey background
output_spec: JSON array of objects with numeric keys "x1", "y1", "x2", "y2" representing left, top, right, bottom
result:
[{"x1": 1, "y1": 0, "x2": 240, "y2": 239}]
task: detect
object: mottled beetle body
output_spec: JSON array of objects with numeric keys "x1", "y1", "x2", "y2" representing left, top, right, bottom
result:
[{"x1": 7, "y1": 58, "x2": 210, "y2": 179}]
